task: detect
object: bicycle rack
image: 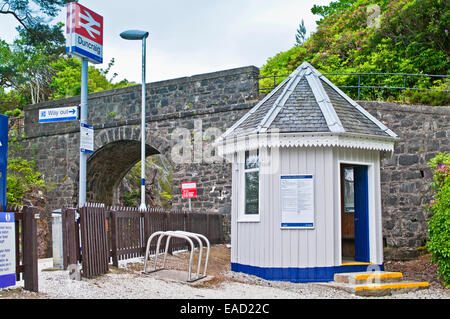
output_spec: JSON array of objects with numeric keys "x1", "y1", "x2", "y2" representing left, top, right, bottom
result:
[{"x1": 142, "y1": 230, "x2": 210, "y2": 282}]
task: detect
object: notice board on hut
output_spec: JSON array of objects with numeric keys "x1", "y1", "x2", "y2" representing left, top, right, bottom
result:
[{"x1": 280, "y1": 175, "x2": 315, "y2": 229}]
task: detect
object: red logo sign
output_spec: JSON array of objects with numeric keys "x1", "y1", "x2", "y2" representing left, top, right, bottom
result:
[
  {"x1": 182, "y1": 182, "x2": 197, "y2": 199},
  {"x1": 72, "y1": 3, "x2": 103, "y2": 45},
  {"x1": 66, "y1": 2, "x2": 103, "y2": 64}
]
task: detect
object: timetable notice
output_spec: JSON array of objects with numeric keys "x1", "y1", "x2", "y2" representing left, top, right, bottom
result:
[{"x1": 0, "y1": 213, "x2": 16, "y2": 288}]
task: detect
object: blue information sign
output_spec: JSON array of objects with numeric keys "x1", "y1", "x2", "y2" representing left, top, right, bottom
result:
[
  {"x1": 0, "y1": 114, "x2": 8, "y2": 209},
  {"x1": 0, "y1": 212, "x2": 16, "y2": 288}
]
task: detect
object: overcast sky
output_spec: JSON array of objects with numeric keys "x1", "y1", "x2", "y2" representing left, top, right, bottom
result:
[{"x1": 0, "y1": 0, "x2": 331, "y2": 83}]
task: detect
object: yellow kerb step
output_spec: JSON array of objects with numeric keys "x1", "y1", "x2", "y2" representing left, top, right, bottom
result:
[
  {"x1": 341, "y1": 262, "x2": 374, "y2": 266},
  {"x1": 354, "y1": 272, "x2": 403, "y2": 281},
  {"x1": 355, "y1": 281, "x2": 429, "y2": 292}
]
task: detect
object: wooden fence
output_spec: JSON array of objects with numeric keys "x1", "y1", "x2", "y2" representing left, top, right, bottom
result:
[
  {"x1": 1, "y1": 205, "x2": 39, "y2": 292},
  {"x1": 62, "y1": 204, "x2": 225, "y2": 278}
]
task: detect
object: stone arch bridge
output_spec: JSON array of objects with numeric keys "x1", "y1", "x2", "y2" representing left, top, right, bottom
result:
[
  {"x1": 20, "y1": 65, "x2": 450, "y2": 258},
  {"x1": 22, "y1": 66, "x2": 260, "y2": 214}
]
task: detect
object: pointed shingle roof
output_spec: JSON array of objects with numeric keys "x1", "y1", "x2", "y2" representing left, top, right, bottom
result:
[{"x1": 222, "y1": 62, "x2": 398, "y2": 139}]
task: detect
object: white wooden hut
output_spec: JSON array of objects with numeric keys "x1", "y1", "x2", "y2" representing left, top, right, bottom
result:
[{"x1": 216, "y1": 62, "x2": 398, "y2": 283}]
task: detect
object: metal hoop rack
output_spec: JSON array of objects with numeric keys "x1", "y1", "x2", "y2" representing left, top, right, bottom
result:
[{"x1": 143, "y1": 231, "x2": 210, "y2": 282}]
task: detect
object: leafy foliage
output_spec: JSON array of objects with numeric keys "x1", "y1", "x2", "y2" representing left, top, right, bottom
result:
[
  {"x1": 49, "y1": 57, "x2": 134, "y2": 100},
  {"x1": 119, "y1": 155, "x2": 173, "y2": 209},
  {"x1": 0, "y1": 0, "x2": 133, "y2": 114},
  {"x1": 426, "y1": 152, "x2": 450, "y2": 287},
  {"x1": 0, "y1": 0, "x2": 75, "y2": 39},
  {"x1": 260, "y1": 0, "x2": 449, "y2": 104},
  {"x1": 6, "y1": 129, "x2": 48, "y2": 207}
]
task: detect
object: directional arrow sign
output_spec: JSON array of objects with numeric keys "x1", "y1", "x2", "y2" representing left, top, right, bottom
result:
[{"x1": 39, "y1": 106, "x2": 79, "y2": 123}]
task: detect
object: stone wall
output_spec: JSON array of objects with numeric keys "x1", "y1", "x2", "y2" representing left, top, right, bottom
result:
[
  {"x1": 359, "y1": 101, "x2": 450, "y2": 259},
  {"x1": 21, "y1": 66, "x2": 260, "y2": 247},
  {"x1": 20, "y1": 64, "x2": 449, "y2": 260}
]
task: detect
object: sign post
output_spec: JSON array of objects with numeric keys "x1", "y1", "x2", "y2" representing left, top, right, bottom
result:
[
  {"x1": 0, "y1": 114, "x2": 8, "y2": 210},
  {"x1": 66, "y1": 2, "x2": 103, "y2": 206},
  {"x1": 181, "y1": 182, "x2": 197, "y2": 211}
]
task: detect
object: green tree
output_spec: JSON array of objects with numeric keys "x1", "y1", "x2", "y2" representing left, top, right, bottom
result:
[
  {"x1": 260, "y1": 0, "x2": 449, "y2": 104},
  {"x1": 295, "y1": 19, "x2": 307, "y2": 46},
  {"x1": 311, "y1": 0, "x2": 358, "y2": 24},
  {"x1": 49, "y1": 57, "x2": 134, "y2": 100},
  {"x1": 6, "y1": 129, "x2": 48, "y2": 207},
  {"x1": 0, "y1": 0, "x2": 75, "y2": 40}
]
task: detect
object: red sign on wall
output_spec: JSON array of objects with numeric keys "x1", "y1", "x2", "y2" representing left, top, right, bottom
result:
[{"x1": 181, "y1": 182, "x2": 197, "y2": 199}]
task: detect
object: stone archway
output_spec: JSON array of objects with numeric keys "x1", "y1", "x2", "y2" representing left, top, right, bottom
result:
[{"x1": 86, "y1": 140, "x2": 160, "y2": 205}]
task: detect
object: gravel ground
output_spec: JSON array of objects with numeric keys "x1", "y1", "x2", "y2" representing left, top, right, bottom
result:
[{"x1": 1, "y1": 254, "x2": 449, "y2": 300}]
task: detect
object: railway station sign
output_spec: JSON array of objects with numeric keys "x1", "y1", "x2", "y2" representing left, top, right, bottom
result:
[{"x1": 66, "y1": 2, "x2": 104, "y2": 64}]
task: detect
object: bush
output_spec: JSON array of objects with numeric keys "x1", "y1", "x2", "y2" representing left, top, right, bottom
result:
[{"x1": 426, "y1": 152, "x2": 450, "y2": 288}]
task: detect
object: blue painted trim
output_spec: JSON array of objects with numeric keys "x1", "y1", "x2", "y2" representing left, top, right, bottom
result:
[
  {"x1": 0, "y1": 274, "x2": 16, "y2": 289},
  {"x1": 281, "y1": 223, "x2": 314, "y2": 228},
  {"x1": 39, "y1": 117, "x2": 78, "y2": 123},
  {"x1": 141, "y1": 179, "x2": 146, "y2": 186},
  {"x1": 67, "y1": 46, "x2": 103, "y2": 64},
  {"x1": 281, "y1": 175, "x2": 313, "y2": 180},
  {"x1": 80, "y1": 148, "x2": 94, "y2": 154},
  {"x1": 231, "y1": 263, "x2": 384, "y2": 283},
  {"x1": 80, "y1": 123, "x2": 93, "y2": 129},
  {"x1": 354, "y1": 166, "x2": 370, "y2": 262},
  {"x1": 0, "y1": 212, "x2": 15, "y2": 222}
]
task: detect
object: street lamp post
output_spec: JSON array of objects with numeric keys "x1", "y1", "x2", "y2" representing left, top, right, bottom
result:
[{"x1": 120, "y1": 30, "x2": 149, "y2": 211}]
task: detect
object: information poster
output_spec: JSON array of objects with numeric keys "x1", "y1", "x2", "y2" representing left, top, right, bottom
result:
[
  {"x1": 0, "y1": 212, "x2": 16, "y2": 288},
  {"x1": 280, "y1": 175, "x2": 315, "y2": 229},
  {"x1": 80, "y1": 123, "x2": 94, "y2": 154}
]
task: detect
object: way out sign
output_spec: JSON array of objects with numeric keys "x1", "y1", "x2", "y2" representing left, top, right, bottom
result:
[
  {"x1": 39, "y1": 106, "x2": 78, "y2": 123},
  {"x1": 66, "y1": 2, "x2": 103, "y2": 64},
  {"x1": 182, "y1": 182, "x2": 197, "y2": 199},
  {"x1": 0, "y1": 212, "x2": 16, "y2": 289}
]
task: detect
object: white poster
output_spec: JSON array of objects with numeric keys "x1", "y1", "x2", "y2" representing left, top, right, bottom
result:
[
  {"x1": 280, "y1": 175, "x2": 315, "y2": 229},
  {"x1": 80, "y1": 123, "x2": 94, "y2": 154}
]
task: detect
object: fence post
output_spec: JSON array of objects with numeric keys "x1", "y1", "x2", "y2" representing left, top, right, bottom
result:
[
  {"x1": 403, "y1": 74, "x2": 407, "y2": 102},
  {"x1": 110, "y1": 210, "x2": 119, "y2": 267},
  {"x1": 357, "y1": 74, "x2": 361, "y2": 100},
  {"x1": 14, "y1": 210, "x2": 21, "y2": 281},
  {"x1": 22, "y1": 206, "x2": 39, "y2": 292}
]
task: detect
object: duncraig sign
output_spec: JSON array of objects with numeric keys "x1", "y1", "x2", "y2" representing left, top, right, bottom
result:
[{"x1": 66, "y1": 2, "x2": 103, "y2": 64}]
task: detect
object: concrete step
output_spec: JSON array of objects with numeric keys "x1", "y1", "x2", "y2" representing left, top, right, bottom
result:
[
  {"x1": 317, "y1": 271, "x2": 430, "y2": 297},
  {"x1": 334, "y1": 271, "x2": 403, "y2": 284}
]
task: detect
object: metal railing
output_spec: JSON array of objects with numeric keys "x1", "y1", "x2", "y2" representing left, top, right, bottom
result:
[{"x1": 259, "y1": 72, "x2": 450, "y2": 102}]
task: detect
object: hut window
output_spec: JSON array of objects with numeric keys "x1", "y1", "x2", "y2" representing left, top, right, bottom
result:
[
  {"x1": 244, "y1": 150, "x2": 259, "y2": 215},
  {"x1": 343, "y1": 168, "x2": 355, "y2": 213}
]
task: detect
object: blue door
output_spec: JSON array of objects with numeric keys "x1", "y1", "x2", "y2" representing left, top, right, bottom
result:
[
  {"x1": 0, "y1": 115, "x2": 8, "y2": 209},
  {"x1": 353, "y1": 165, "x2": 370, "y2": 262}
]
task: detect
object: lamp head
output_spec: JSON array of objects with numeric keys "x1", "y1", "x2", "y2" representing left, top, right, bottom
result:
[{"x1": 120, "y1": 30, "x2": 149, "y2": 40}]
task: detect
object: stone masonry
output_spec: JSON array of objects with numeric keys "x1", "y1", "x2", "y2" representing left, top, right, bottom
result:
[
  {"x1": 359, "y1": 102, "x2": 450, "y2": 259},
  {"x1": 19, "y1": 65, "x2": 449, "y2": 259}
]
